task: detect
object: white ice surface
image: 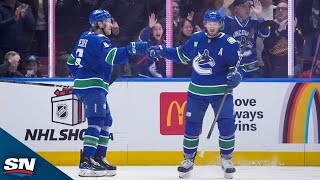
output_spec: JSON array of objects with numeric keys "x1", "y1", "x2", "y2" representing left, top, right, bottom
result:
[{"x1": 58, "y1": 166, "x2": 320, "y2": 180}]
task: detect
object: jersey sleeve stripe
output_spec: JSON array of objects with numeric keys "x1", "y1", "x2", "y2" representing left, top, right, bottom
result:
[
  {"x1": 176, "y1": 47, "x2": 190, "y2": 63},
  {"x1": 105, "y1": 48, "x2": 117, "y2": 65},
  {"x1": 67, "y1": 55, "x2": 75, "y2": 65},
  {"x1": 258, "y1": 29, "x2": 270, "y2": 38}
]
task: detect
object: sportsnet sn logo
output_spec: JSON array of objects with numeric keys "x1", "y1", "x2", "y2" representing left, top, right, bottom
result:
[{"x1": 3, "y1": 158, "x2": 36, "y2": 177}]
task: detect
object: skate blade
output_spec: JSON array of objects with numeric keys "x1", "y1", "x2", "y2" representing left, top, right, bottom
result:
[
  {"x1": 105, "y1": 170, "x2": 116, "y2": 177},
  {"x1": 179, "y1": 171, "x2": 191, "y2": 178},
  {"x1": 224, "y1": 172, "x2": 234, "y2": 179},
  {"x1": 78, "y1": 169, "x2": 106, "y2": 177}
]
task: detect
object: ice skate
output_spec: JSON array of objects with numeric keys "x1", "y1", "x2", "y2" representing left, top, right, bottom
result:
[
  {"x1": 177, "y1": 158, "x2": 194, "y2": 178},
  {"x1": 78, "y1": 151, "x2": 106, "y2": 177},
  {"x1": 221, "y1": 158, "x2": 236, "y2": 179},
  {"x1": 94, "y1": 156, "x2": 117, "y2": 176}
]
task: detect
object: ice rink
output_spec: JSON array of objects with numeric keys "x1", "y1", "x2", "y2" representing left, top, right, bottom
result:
[{"x1": 59, "y1": 165, "x2": 320, "y2": 180}]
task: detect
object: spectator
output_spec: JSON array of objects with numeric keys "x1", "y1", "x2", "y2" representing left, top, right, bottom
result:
[
  {"x1": 20, "y1": 0, "x2": 48, "y2": 57},
  {"x1": 219, "y1": 0, "x2": 270, "y2": 78},
  {"x1": 0, "y1": 51, "x2": 24, "y2": 77},
  {"x1": 173, "y1": 18, "x2": 194, "y2": 77},
  {"x1": 100, "y1": 0, "x2": 150, "y2": 77},
  {"x1": 250, "y1": 0, "x2": 276, "y2": 75},
  {"x1": 173, "y1": 0, "x2": 181, "y2": 28},
  {"x1": 56, "y1": 51, "x2": 71, "y2": 77},
  {"x1": 24, "y1": 55, "x2": 42, "y2": 78},
  {"x1": 262, "y1": 0, "x2": 304, "y2": 77},
  {"x1": 32, "y1": 0, "x2": 48, "y2": 57},
  {"x1": 191, "y1": 0, "x2": 224, "y2": 30},
  {"x1": 137, "y1": 13, "x2": 166, "y2": 78},
  {"x1": 0, "y1": 0, "x2": 35, "y2": 65},
  {"x1": 55, "y1": 0, "x2": 81, "y2": 53},
  {"x1": 298, "y1": 58, "x2": 320, "y2": 78},
  {"x1": 295, "y1": 0, "x2": 320, "y2": 57}
]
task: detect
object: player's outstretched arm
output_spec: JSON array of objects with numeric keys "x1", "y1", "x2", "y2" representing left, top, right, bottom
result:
[
  {"x1": 126, "y1": 41, "x2": 149, "y2": 56},
  {"x1": 148, "y1": 45, "x2": 190, "y2": 64},
  {"x1": 105, "y1": 41, "x2": 149, "y2": 66}
]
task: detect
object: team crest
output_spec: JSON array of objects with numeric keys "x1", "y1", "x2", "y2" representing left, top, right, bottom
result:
[
  {"x1": 56, "y1": 104, "x2": 68, "y2": 119},
  {"x1": 193, "y1": 49, "x2": 215, "y2": 75}
]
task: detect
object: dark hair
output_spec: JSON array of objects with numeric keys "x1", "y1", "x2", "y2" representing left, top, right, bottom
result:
[
  {"x1": 174, "y1": 18, "x2": 193, "y2": 46},
  {"x1": 277, "y1": 0, "x2": 288, "y2": 5}
]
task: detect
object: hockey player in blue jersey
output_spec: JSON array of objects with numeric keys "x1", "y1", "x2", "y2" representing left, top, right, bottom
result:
[
  {"x1": 219, "y1": 0, "x2": 270, "y2": 77},
  {"x1": 66, "y1": 9, "x2": 148, "y2": 177},
  {"x1": 148, "y1": 10, "x2": 245, "y2": 179}
]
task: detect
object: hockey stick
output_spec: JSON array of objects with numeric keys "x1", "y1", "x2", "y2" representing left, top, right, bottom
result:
[
  {"x1": 199, "y1": 21, "x2": 271, "y2": 158},
  {"x1": 0, "y1": 79, "x2": 72, "y2": 88}
]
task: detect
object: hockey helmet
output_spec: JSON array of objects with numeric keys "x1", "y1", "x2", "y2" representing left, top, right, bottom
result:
[
  {"x1": 89, "y1": 9, "x2": 112, "y2": 26},
  {"x1": 203, "y1": 10, "x2": 224, "y2": 23}
]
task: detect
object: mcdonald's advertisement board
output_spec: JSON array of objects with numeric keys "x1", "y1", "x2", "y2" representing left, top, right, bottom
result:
[{"x1": 0, "y1": 80, "x2": 319, "y2": 166}]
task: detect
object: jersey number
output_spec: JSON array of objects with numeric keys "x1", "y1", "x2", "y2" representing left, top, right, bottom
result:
[{"x1": 75, "y1": 48, "x2": 84, "y2": 68}]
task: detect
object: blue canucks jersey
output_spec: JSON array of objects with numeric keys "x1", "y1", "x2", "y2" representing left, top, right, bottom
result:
[
  {"x1": 222, "y1": 15, "x2": 269, "y2": 76},
  {"x1": 165, "y1": 31, "x2": 244, "y2": 96},
  {"x1": 67, "y1": 31, "x2": 131, "y2": 95}
]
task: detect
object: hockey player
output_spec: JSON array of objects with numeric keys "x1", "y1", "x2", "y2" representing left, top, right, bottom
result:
[
  {"x1": 148, "y1": 10, "x2": 245, "y2": 179},
  {"x1": 66, "y1": 9, "x2": 148, "y2": 177},
  {"x1": 219, "y1": 0, "x2": 270, "y2": 77}
]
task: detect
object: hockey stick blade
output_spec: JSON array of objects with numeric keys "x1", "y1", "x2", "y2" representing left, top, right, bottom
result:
[
  {"x1": 0, "y1": 79, "x2": 72, "y2": 88},
  {"x1": 199, "y1": 21, "x2": 270, "y2": 158}
]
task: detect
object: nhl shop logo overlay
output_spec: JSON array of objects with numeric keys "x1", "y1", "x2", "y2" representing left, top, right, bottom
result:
[
  {"x1": 3, "y1": 158, "x2": 36, "y2": 177},
  {"x1": 0, "y1": 128, "x2": 72, "y2": 180}
]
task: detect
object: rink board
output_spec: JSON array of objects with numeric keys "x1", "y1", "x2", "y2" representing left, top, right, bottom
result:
[{"x1": 0, "y1": 79, "x2": 319, "y2": 166}]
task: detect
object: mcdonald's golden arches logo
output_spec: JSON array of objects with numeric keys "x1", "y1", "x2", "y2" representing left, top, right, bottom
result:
[{"x1": 160, "y1": 92, "x2": 187, "y2": 135}]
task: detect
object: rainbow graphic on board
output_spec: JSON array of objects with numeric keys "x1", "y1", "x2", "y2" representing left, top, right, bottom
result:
[{"x1": 281, "y1": 83, "x2": 320, "y2": 143}]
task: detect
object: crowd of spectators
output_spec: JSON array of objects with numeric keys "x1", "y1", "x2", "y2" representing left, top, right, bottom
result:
[{"x1": 0, "y1": 0, "x2": 319, "y2": 78}]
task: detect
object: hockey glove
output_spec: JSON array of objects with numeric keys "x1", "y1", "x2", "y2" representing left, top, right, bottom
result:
[
  {"x1": 126, "y1": 41, "x2": 149, "y2": 56},
  {"x1": 148, "y1": 45, "x2": 166, "y2": 58},
  {"x1": 226, "y1": 72, "x2": 242, "y2": 89}
]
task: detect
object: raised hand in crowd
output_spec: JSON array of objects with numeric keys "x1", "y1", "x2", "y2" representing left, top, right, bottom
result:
[
  {"x1": 252, "y1": 0, "x2": 263, "y2": 19},
  {"x1": 149, "y1": 13, "x2": 157, "y2": 28},
  {"x1": 187, "y1": 11, "x2": 194, "y2": 21},
  {"x1": 278, "y1": 19, "x2": 288, "y2": 32},
  {"x1": 14, "y1": 4, "x2": 29, "y2": 21}
]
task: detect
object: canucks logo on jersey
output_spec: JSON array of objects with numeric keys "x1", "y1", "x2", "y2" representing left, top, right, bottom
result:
[
  {"x1": 233, "y1": 30, "x2": 253, "y2": 57},
  {"x1": 192, "y1": 49, "x2": 215, "y2": 75}
]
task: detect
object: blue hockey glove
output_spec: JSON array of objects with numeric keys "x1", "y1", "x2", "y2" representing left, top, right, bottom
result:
[
  {"x1": 226, "y1": 72, "x2": 242, "y2": 89},
  {"x1": 148, "y1": 45, "x2": 166, "y2": 58},
  {"x1": 126, "y1": 41, "x2": 149, "y2": 56}
]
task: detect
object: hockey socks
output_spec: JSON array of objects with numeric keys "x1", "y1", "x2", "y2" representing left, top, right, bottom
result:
[
  {"x1": 83, "y1": 117, "x2": 104, "y2": 157},
  {"x1": 95, "y1": 126, "x2": 110, "y2": 157},
  {"x1": 183, "y1": 134, "x2": 199, "y2": 159},
  {"x1": 219, "y1": 134, "x2": 235, "y2": 158},
  {"x1": 183, "y1": 120, "x2": 202, "y2": 159}
]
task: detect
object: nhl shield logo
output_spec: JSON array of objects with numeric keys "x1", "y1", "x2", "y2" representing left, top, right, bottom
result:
[{"x1": 56, "y1": 104, "x2": 68, "y2": 119}]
